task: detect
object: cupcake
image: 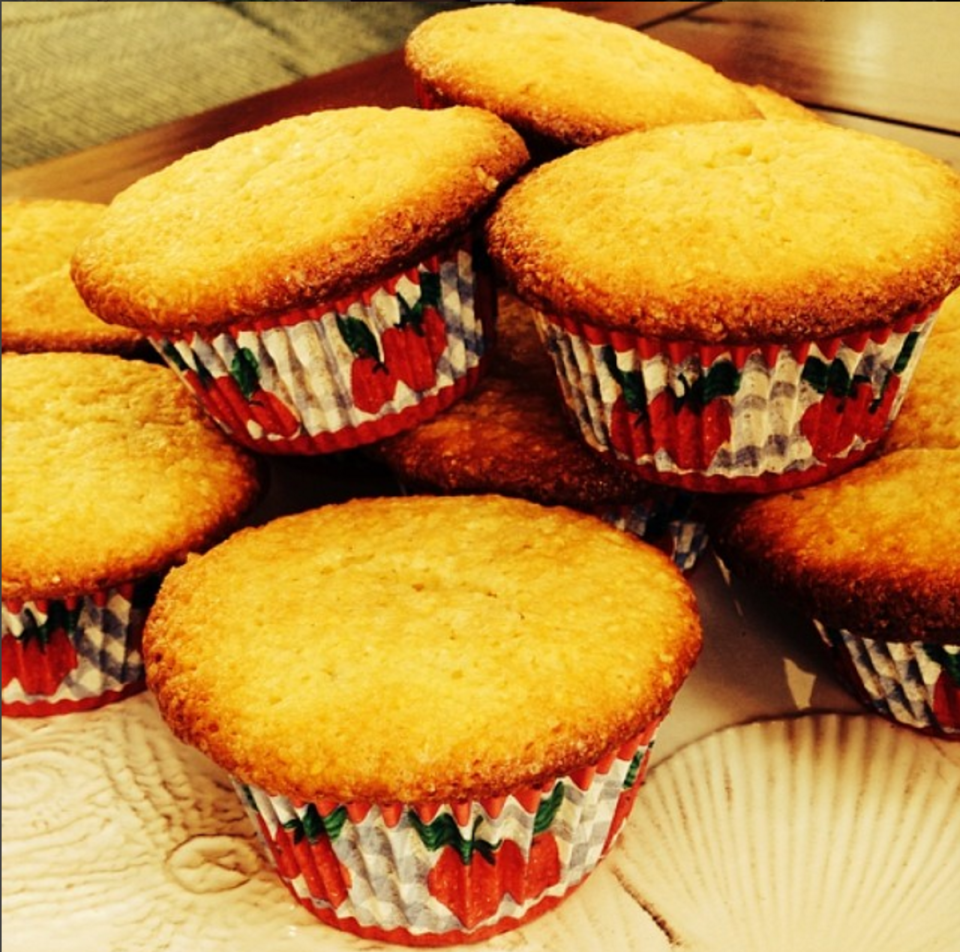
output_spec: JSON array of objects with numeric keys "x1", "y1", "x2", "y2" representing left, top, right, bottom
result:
[
  {"x1": 2, "y1": 199, "x2": 146, "y2": 356},
  {"x1": 70, "y1": 106, "x2": 529, "y2": 455},
  {"x1": 404, "y1": 4, "x2": 760, "y2": 161},
  {"x1": 370, "y1": 292, "x2": 708, "y2": 572},
  {"x1": 1, "y1": 352, "x2": 262, "y2": 716},
  {"x1": 736, "y1": 83, "x2": 824, "y2": 122},
  {"x1": 486, "y1": 119, "x2": 960, "y2": 493},
  {"x1": 144, "y1": 494, "x2": 702, "y2": 944},
  {"x1": 708, "y1": 293, "x2": 960, "y2": 736}
]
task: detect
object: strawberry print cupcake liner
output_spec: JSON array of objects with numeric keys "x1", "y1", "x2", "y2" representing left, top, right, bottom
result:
[
  {"x1": 235, "y1": 720, "x2": 660, "y2": 946},
  {"x1": 533, "y1": 302, "x2": 940, "y2": 493},
  {"x1": 1, "y1": 578, "x2": 157, "y2": 717},
  {"x1": 597, "y1": 495, "x2": 708, "y2": 574},
  {"x1": 153, "y1": 237, "x2": 494, "y2": 455},
  {"x1": 814, "y1": 622, "x2": 960, "y2": 739}
]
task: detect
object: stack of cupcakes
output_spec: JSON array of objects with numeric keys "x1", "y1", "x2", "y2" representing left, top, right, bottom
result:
[{"x1": 9, "y1": 6, "x2": 954, "y2": 950}]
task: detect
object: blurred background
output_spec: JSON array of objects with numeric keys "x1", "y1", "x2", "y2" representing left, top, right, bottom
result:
[{"x1": 2, "y1": 1, "x2": 473, "y2": 171}]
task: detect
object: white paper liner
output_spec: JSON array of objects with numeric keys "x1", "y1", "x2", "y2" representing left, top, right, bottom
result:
[
  {"x1": 1, "y1": 580, "x2": 154, "y2": 715},
  {"x1": 153, "y1": 243, "x2": 491, "y2": 454},
  {"x1": 814, "y1": 621, "x2": 960, "y2": 737},
  {"x1": 233, "y1": 723, "x2": 660, "y2": 944},
  {"x1": 596, "y1": 497, "x2": 708, "y2": 574},
  {"x1": 533, "y1": 304, "x2": 939, "y2": 492}
]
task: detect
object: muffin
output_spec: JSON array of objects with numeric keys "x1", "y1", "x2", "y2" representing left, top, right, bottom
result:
[
  {"x1": 70, "y1": 106, "x2": 529, "y2": 455},
  {"x1": 144, "y1": 494, "x2": 702, "y2": 945},
  {"x1": 404, "y1": 4, "x2": 760, "y2": 161},
  {"x1": 370, "y1": 292, "x2": 708, "y2": 571},
  {"x1": 2, "y1": 199, "x2": 146, "y2": 356},
  {"x1": 736, "y1": 83, "x2": 824, "y2": 122},
  {"x1": 709, "y1": 293, "x2": 960, "y2": 736},
  {"x1": 1, "y1": 352, "x2": 262, "y2": 716},
  {"x1": 486, "y1": 119, "x2": 960, "y2": 493}
]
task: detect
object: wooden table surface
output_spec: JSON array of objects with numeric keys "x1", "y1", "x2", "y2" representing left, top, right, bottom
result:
[{"x1": 3, "y1": 0, "x2": 958, "y2": 204}]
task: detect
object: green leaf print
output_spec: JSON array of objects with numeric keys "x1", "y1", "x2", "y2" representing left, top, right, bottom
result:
[
  {"x1": 409, "y1": 812, "x2": 501, "y2": 864},
  {"x1": 285, "y1": 803, "x2": 348, "y2": 845},
  {"x1": 229, "y1": 347, "x2": 262, "y2": 400},
  {"x1": 533, "y1": 782, "x2": 564, "y2": 835},
  {"x1": 892, "y1": 330, "x2": 920, "y2": 375},
  {"x1": 336, "y1": 314, "x2": 381, "y2": 361},
  {"x1": 397, "y1": 271, "x2": 443, "y2": 332},
  {"x1": 603, "y1": 347, "x2": 647, "y2": 416},
  {"x1": 925, "y1": 645, "x2": 960, "y2": 684},
  {"x1": 675, "y1": 361, "x2": 741, "y2": 413},
  {"x1": 622, "y1": 749, "x2": 648, "y2": 790}
]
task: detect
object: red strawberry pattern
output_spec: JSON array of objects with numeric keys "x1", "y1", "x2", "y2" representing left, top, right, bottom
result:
[
  {"x1": 337, "y1": 314, "x2": 398, "y2": 414},
  {"x1": 605, "y1": 347, "x2": 740, "y2": 470},
  {"x1": 798, "y1": 353, "x2": 904, "y2": 458},
  {"x1": 412, "y1": 782, "x2": 564, "y2": 929},
  {"x1": 247, "y1": 795, "x2": 353, "y2": 909},
  {"x1": 2, "y1": 603, "x2": 81, "y2": 696},
  {"x1": 160, "y1": 342, "x2": 302, "y2": 440},
  {"x1": 380, "y1": 271, "x2": 448, "y2": 392},
  {"x1": 925, "y1": 645, "x2": 960, "y2": 733}
]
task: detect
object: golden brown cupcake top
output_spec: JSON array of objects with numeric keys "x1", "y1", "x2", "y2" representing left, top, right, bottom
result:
[
  {"x1": 145, "y1": 495, "x2": 702, "y2": 803},
  {"x1": 405, "y1": 5, "x2": 760, "y2": 150},
  {"x1": 370, "y1": 293, "x2": 663, "y2": 507},
  {"x1": 71, "y1": 106, "x2": 529, "y2": 335},
  {"x1": 709, "y1": 449, "x2": 959, "y2": 641},
  {"x1": 2, "y1": 199, "x2": 145, "y2": 355},
  {"x1": 2, "y1": 352, "x2": 262, "y2": 602},
  {"x1": 487, "y1": 120, "x2": 960, "y2": 343}
]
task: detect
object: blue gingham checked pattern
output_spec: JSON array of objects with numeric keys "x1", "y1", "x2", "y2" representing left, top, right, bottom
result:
[
  {"x1": 534, "y1": 308, "x2": 938, "y2": 481},
  {"x1": 235, "y1": 733, "x2": 655, "y2": 939},
  {"x1": 2, "y1": 587, "x2": 148, "y2": 707},
  {"x1": 815, "y1": 621, "x2": 959, "y2": 735},
  {"x1": 156, "y1": 247, "x2": 484, "y2": 443}
]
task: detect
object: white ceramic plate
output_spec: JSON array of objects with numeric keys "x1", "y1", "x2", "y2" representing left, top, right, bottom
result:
[{"x1": 611, "y1": 713, "x2": 960, "y2": 952}]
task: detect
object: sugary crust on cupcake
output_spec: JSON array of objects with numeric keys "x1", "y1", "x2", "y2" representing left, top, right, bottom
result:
[
  {"x1": 2, "y1": 199, "x2": 145, "y2": 355},
  {"x1": 405, "y1": 5, "x2": 760, "y2": 149},
  {"x1": 1, "y1": 352, "x2": 262, "y2": 602},
  {"x1": 145, "y1": 495, "x2": 702, "y2": 803},
  {"x1": 709, "y1": 449, "x2": 959, "y2": 641},
  {"x1": 881, "y1": 299, "x2": 960, "y2": 454},
  {"x1": 369, "y1": 294, "x2": 660, "y2": 506},
  {"x1": 70, "y1": 106, "x2": 529, "y2": 334},
  {"x1": 487, "y1": 120, "x2": 960, "y2": 343}
]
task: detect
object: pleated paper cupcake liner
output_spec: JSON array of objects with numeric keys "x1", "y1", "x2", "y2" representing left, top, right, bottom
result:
[
  {"x1": 814, "y1": 622, "x2": 960, "y2": 738},
  {"x1": 152, "y1": 237, "x2": 494, "y2": 455},
  {"x1": 235, "y1": 720, "x2": 661, "y2": 946},
  {"x1": 533, "y1": 302, "x2": 940, "y2": 493},
  {"x1": 1, "y1": 578, "x2": 158, "y2": 716},
  {"x1": 596, "y1": 496, "x2": 708, "y2": 574}
]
